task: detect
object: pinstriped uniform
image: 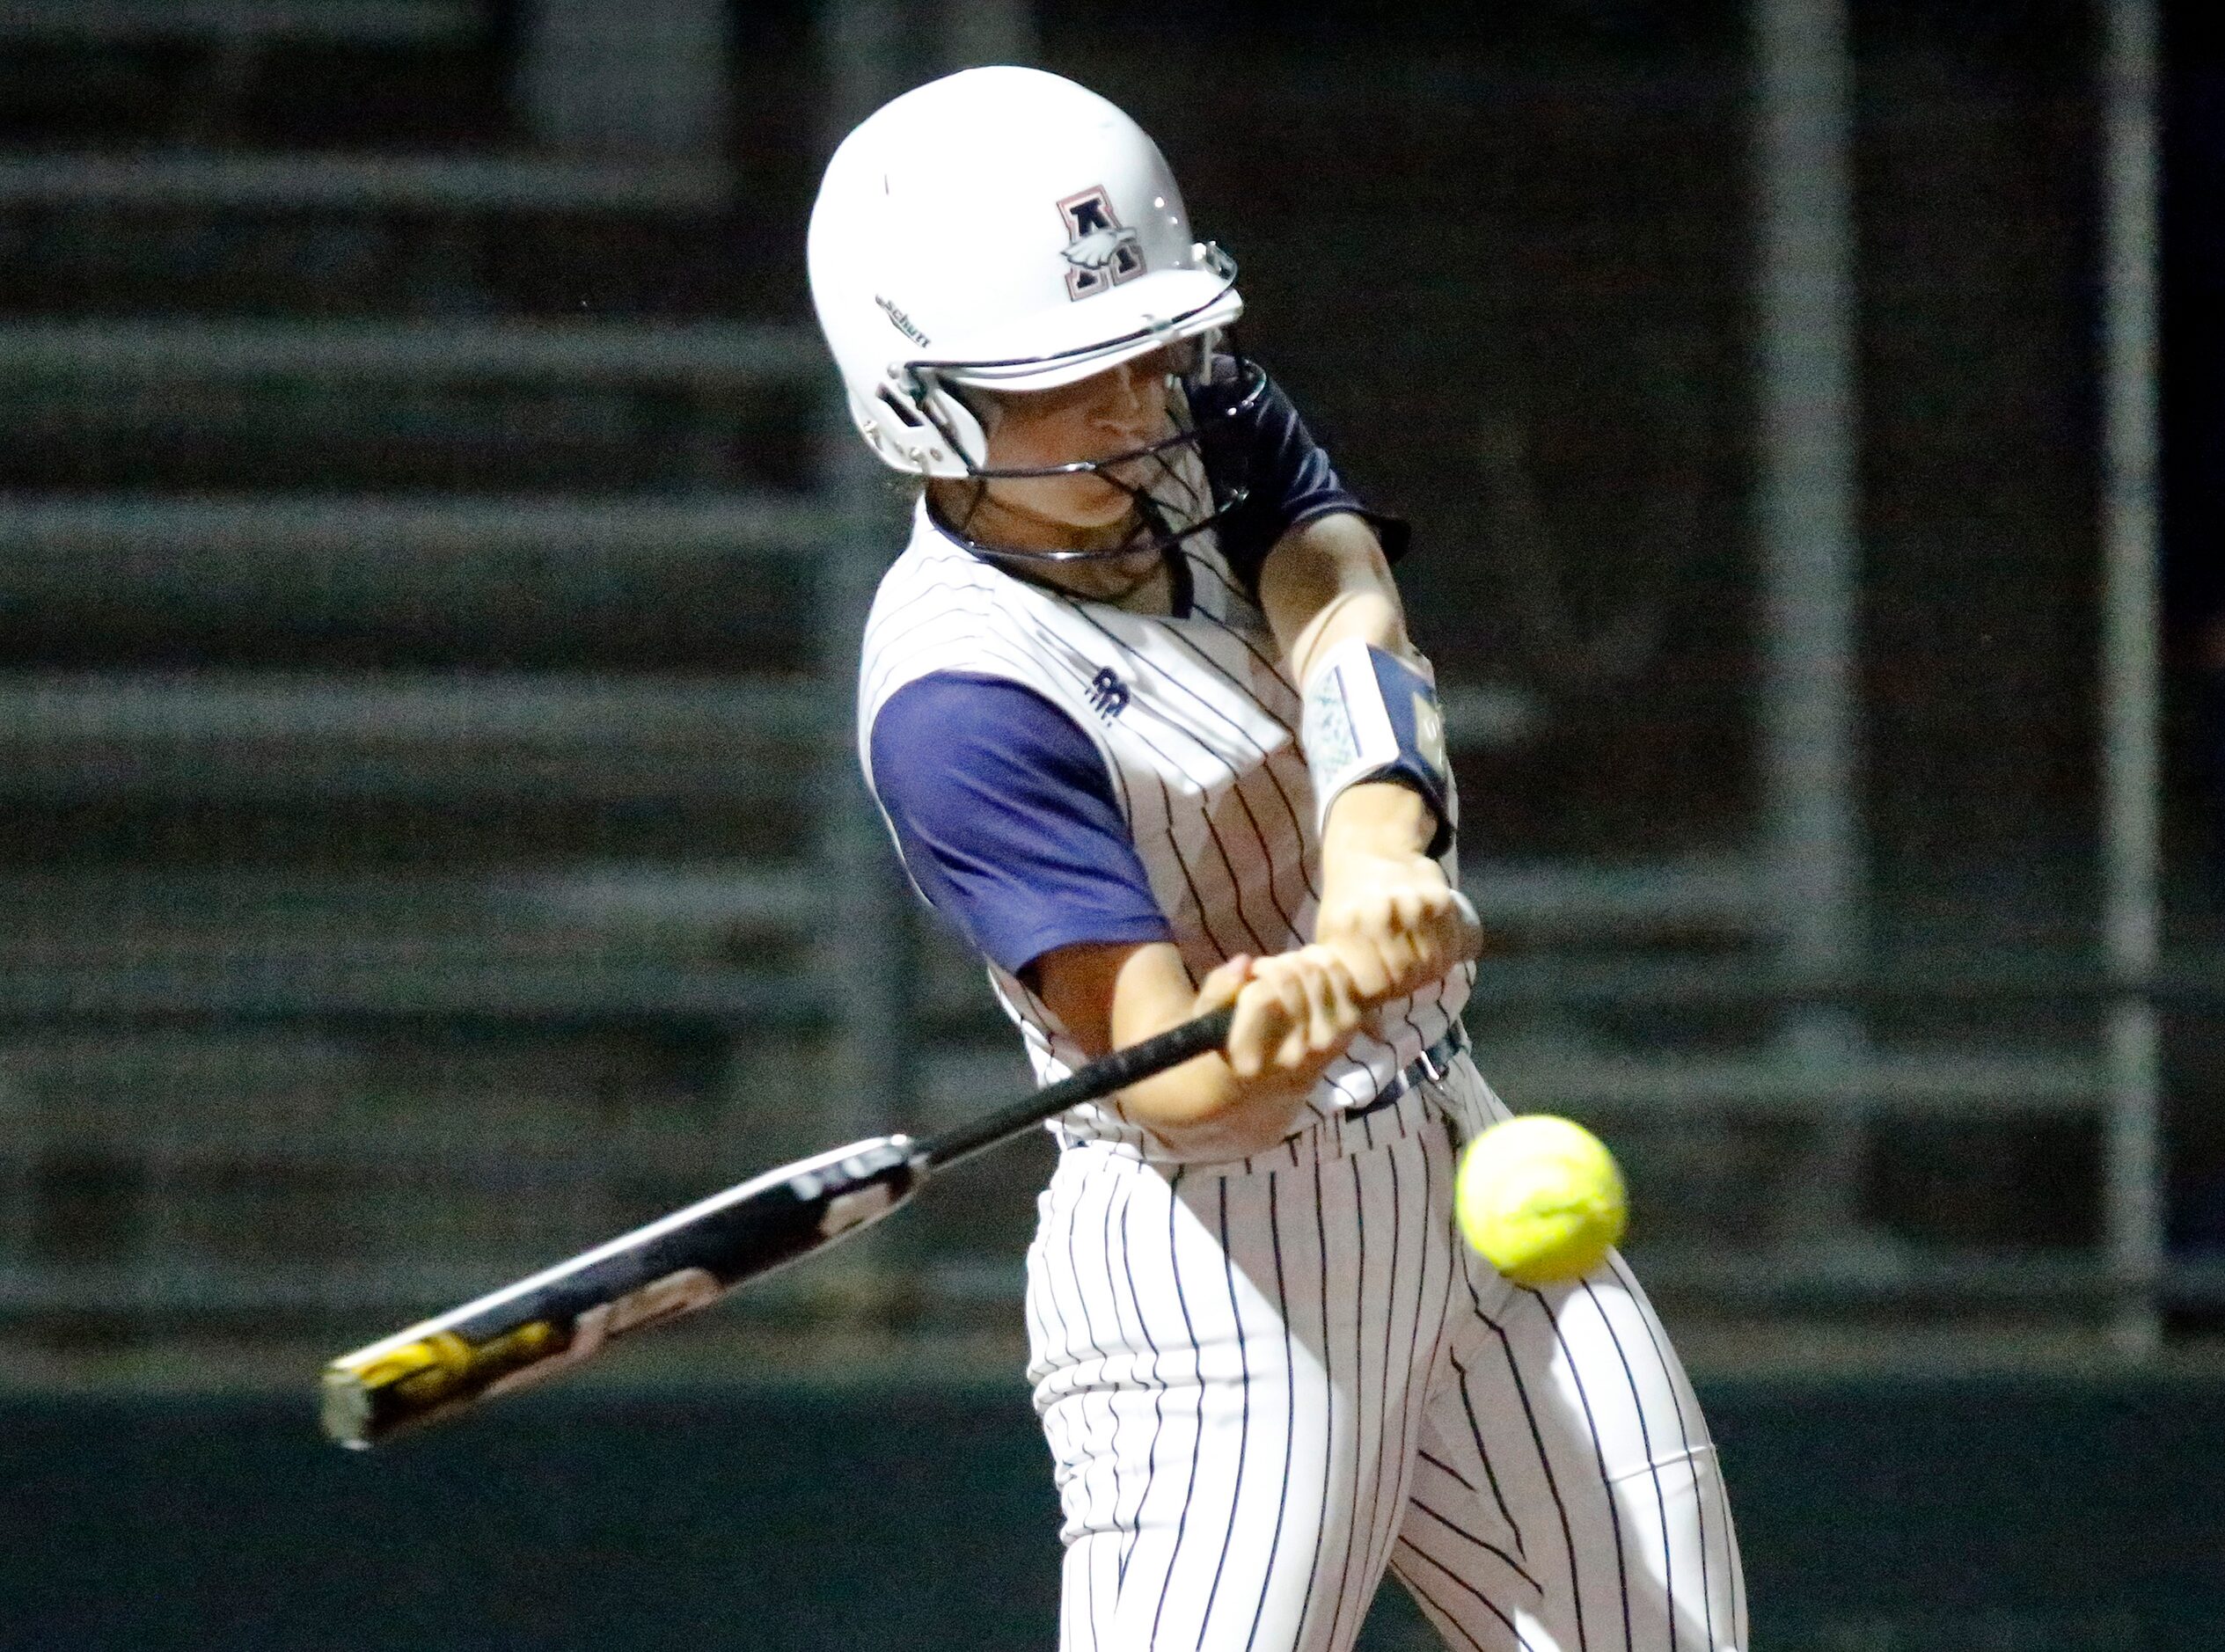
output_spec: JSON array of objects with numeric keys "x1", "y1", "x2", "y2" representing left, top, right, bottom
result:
[
  {"x1": 1024, "y1": 1061, "x2": 1746, "y2": 1652},
  {"x1": 859, "y1": 485, "x2": 1469, "y2": 1151},
  {"x1": 857, "y1": 408, "x2": 1746, "y2": 1649}
]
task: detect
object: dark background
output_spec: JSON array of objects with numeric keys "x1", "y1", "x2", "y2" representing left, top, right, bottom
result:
[
  {"x1": 11, "y1": 1377, "x2": 2225, "y2": 1652},
  {"x1": 3, "y1": 4, "x2": 2223, "y2": 1648},
  {"x1": 4, "y1": 0, "x2": 2212, "y2": 865},
  {"x1": 2165, "y1": 5, "x2": 2225, "y2": 860}
]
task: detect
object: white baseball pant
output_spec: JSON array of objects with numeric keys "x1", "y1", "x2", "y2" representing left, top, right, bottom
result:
[{"x1": 1025, "y1": 1054, "x2": 1747, "y2": 1652}]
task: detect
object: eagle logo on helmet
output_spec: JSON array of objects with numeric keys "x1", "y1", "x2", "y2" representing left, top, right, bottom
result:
[{"x1": 1058, "y1": 186, "x2": 1145, "y2": 300}]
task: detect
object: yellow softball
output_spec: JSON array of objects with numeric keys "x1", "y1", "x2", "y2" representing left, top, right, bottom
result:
[{"x1": 1455, "y1": 1115, "x2": 1628, "y2": 1286}]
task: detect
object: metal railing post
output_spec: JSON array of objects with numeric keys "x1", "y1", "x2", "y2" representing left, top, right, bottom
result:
[
  {"x1": 805, "y1": 0, "x2": 920, "y2": 1312},
  {"x1": 2098, "y1": 0, "x2": 2164, "y2": 1356},
  {"x1": 1754, "y1": 0, "x2": 1870, "y2": 1261}
]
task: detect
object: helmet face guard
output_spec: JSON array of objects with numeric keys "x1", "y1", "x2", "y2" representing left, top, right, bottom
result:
[{"x1": 919, "y1": 350, "x2": 1270, "y2": 567}]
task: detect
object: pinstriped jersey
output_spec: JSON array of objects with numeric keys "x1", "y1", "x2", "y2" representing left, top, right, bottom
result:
[{"x1": 855, "y1": 370, "x2": 1471, "y2": 1154}]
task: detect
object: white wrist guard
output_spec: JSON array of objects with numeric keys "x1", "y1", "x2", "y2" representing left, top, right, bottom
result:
[{"x1": 1299, "y1": 638, "x2": 1453, "y2": 856}]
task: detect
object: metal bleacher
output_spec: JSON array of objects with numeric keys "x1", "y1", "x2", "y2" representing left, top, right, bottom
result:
[
  {"x1": 0, "y1": 0, "x2": 909, "y2": 1334},
  {"x1": 3, "y1": 0, "x2": 2208, "y2": 1364},
  {"x1": 0, "y1": 2, "x2": 475, "y2": 42},
  {"x1": 0, "y1": 3, "x2": 1556, "y2": 1343}
]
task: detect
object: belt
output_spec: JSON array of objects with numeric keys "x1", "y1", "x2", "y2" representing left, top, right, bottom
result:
[{"x1": 1346, "y1": 1022, "x2": 1470, "y2": 1120}]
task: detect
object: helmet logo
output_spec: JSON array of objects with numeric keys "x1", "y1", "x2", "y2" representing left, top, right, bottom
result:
[
  {"x1": 1058, "y1": 186, "x2": 1145, "y2": 300},
  {"x1": 875, "y1": 294, "x2": 930, "y2": 347}
]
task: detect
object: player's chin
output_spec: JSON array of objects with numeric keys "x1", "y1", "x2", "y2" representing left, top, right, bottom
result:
[
  {"x1": 1059, "y1": 475, "x2": 1138, "y2": 528},
  {"x1": 997, "y1": 475, "x2": 1131, "y2": 534}
]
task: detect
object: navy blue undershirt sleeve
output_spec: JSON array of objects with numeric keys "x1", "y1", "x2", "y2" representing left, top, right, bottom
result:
[
  {"x1": 868, "y1": 672, "x2": 1174, "y2": 976},
  {"x1": 1189, "y1": 355, "x2": 1410, "y2": 598}
]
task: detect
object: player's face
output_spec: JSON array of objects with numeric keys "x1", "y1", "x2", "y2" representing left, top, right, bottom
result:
[{"x1": 970, "y1": 349, "x2": 1179, "y2": 537}]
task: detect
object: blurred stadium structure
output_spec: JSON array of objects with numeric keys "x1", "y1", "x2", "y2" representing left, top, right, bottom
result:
[{"x1": 0, "y1": 0, "x2": 2218, "y2": 1395}]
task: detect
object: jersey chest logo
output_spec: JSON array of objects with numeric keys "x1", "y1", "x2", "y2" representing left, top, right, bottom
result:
[
  {"x1": 1058, "y1": 186, "x2": 1145, "y2": 300},
  {"x1": 1087, "y1": 668, "x2": 1131, "y2": 720}
]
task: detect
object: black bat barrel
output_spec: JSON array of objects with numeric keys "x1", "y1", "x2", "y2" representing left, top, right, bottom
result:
[
  {"x1": 318, "y1": 905, "x2": 1482, "y2": 1451},
  {"x1": 321, "y1": 1137, "x2": 921, "y2": 1447}
]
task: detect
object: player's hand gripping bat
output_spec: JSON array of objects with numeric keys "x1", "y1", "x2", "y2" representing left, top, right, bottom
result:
[{"x1": 321, "y1": 897, "x2": 1481, "y2": 1448}]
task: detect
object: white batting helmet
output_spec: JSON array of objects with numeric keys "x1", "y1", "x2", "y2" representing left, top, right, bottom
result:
[{"x1": 808, "y1": 66, "x2": 1244, "y2": 479}]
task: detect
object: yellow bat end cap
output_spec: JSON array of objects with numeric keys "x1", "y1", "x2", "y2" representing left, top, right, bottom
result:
[{"x1": 1455, "y1": 1115, "x2": 1628, "y2": 1287}]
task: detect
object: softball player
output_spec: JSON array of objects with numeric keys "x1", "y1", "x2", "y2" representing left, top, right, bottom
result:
[{"x1": 810, "y1": 67, "x2": 1746, "y2": 1652}]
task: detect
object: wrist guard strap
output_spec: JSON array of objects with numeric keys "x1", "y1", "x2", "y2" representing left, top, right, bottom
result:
[{"x1": 1299, "y1": 638, "x2": 1454, "y2": 856}]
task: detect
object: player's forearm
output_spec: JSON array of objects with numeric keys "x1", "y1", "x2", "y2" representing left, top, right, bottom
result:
[
  {"x1": 1120, "y1": 1061, "x2": 1314, "y2": 1159},
  {"x1": 1260, "y1": 515, "x2": 1447, "y2": 869},
  {"x1": 1107, "y1": 948, "x2": 1316, "y2": 1153},
  {"x1": 1031, "y1": 939, "x2": 1336, "y2": 1157},
  {"x1": 1259, "y1": 513, "x2": 1467, "y2": 999},
  {"x1": 1322, "y1": 780, "x2": 1437, "y2": 862}
]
